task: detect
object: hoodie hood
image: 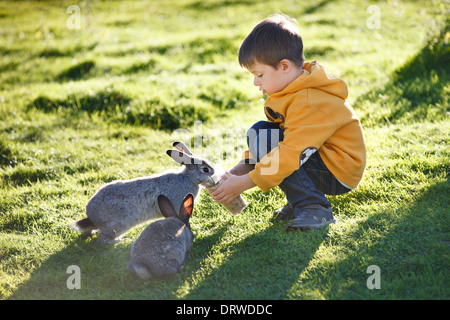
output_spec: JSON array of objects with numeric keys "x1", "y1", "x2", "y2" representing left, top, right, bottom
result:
[{"x1": 271, "y1": 61, "x2": 348, "y2": 100}]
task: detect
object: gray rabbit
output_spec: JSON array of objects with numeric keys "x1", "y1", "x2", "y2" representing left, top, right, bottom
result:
[
  {"x1": 127, "y1": 193, "x2": 194, "y2": 279},
  {"x1": 72, "y1": 142, "x2": 215, "y2": 243}
]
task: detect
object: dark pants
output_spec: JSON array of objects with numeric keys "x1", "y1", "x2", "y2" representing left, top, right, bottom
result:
[{"x1": 247, "y1": 121, "x2": 350, "y2": 210}]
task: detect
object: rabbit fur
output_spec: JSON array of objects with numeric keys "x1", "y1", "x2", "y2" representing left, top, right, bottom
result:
[
  {"x1": 127, "y1": 193, "x2": 194, "y2": 279},
  {"x1": 72, "y1": 142, "x2": 215, "y2": 243}
]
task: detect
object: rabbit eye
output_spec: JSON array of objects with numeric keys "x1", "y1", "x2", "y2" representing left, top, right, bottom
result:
[{"x1": 202, "y1": 167, "x2": 210, "y2": 173}]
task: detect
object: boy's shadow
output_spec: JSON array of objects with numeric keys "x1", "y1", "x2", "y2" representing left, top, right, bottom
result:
[{"x1": 184, "y1": 219, "x2": 328, "y2": 299}]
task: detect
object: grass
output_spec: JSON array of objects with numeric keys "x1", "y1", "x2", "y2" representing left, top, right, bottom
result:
[{"x1": 1, "y1": 0, "x2": 449, "y2": 300}]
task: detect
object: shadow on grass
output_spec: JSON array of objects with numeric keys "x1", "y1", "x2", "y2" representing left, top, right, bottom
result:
[
  {"x1": 298, "y1": 180, "x2": 449, "y2": 299},
  {"x1": 7, "y1": 203, "x2": 328, "y2": 300},
  {"x1": 7, "y1": 235, "x2": 131, "y2": 299},
  {"x1": 7, "y1": 180, "x2": 449, "y2": 299},
  {"x1": 357, "y1": 20, "x2": 449, "y2": 126},
  {"x1": 183, "y1": 221, "x2": 328, "y2": 299},
  {"x1": 303, "y1": 0, "x2": 333, "y2": 15},
  {"x1": 57, "y1": 60, "x2": 95, "y2": 81},
  {"x1": 8, "y1": 225, "x2": 230, "y2": 299}
]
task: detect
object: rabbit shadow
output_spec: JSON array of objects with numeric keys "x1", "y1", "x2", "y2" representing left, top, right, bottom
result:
[
  {"x1": 7, "y1": 233, "x2": 134, "y2": 299},
  {"x1": 8, "y1": 223, "x2": 230, "y2": 299}
]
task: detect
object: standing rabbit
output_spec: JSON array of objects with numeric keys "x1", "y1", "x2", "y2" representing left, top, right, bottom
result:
[
  {"x1": 72, "y1": 142, "x2": 216, "y2": 243},
  {"x1": 128, "y1": 193, "x2": 194, "y2": 279}
]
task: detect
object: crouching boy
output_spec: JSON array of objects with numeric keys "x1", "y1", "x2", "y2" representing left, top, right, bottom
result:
[{"x1": 212, "y1": 14, "x2": 366, "y2": 230}]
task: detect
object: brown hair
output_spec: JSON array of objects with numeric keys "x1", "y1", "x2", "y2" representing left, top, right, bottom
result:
[{"x1": 238, "y1": 13, "x2": 305, "y2": 69}]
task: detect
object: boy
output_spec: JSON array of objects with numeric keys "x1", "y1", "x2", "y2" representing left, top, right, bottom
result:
[{"x1": 212, "y1": 14, "x2": 366, "y2": 230}]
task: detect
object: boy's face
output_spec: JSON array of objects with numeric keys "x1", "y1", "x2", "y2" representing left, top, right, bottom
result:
[{"x1": 248, "y1": 60, "x2": 294, "y2": 96}]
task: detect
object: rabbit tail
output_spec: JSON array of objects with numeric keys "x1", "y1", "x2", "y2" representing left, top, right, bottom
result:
[
  {"x1": 128, "y1": 263, "x2": 152, "y2": 279},
  {"x1": 72, "y1": 218, "x2": 97, "y2": 236}
]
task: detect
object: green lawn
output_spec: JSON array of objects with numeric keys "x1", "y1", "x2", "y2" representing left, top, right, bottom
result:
[{"x1": 1, "y1": 0, "x2": 449, "y2": 300}]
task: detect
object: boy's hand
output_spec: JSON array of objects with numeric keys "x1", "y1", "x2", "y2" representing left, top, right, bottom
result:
[{"x1": 211, "y1": 171, "x2": 255, "y2": 204}]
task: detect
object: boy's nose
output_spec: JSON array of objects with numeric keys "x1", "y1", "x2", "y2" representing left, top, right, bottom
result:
[{"x1": 253, "y1": 77, "x2": 260, "y2": 86}]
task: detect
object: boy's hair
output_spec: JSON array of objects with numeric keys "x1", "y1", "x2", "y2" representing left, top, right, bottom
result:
[{"x1": 239, "y1": 13, "x2": 305, "y2": 70}]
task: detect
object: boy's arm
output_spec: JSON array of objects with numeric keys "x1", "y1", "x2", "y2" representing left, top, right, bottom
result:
[
  {"x1": 228, "y1": 162, "x2": 255, "y2": 176},
  {"x1": 249, "y1": 103, "x2": 339, "y2": 192}
]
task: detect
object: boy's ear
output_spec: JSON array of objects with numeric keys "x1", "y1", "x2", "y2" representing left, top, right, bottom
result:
[{"x1": 279, "y1": 59, "x2": 292, "y2": 73}]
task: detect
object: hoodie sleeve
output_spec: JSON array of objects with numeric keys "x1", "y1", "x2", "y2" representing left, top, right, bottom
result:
[{"x1": 248, "y1": 103, "x2": 339, "y2": 192}]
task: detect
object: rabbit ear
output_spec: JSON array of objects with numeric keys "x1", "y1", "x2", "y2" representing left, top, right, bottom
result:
[
  {"x1": 172, "y1": 141, "x2": 193, "y2": 155},
  {"x1": 178, "y1": 193, "x2": 194, "y2": 223},
  {"x1": 166, "y1": 150, "x2": 200, "y2": 166},
  {"x1": 157, "y1": 194, "x2": 178, "y2": 218}
]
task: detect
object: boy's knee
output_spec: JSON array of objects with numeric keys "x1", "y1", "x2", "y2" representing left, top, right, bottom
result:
[
  {"x1": 246, "y1": 122, "x2": 266, "y2": 148},
  {"x1": 247, "y1": 121, "x2": 269, "y2": 139},
  {"x1": 247, "y1": 121, "x2": 280, "y2": 142}
]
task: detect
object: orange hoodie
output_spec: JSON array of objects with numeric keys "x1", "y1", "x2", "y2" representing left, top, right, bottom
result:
[{"x1": 244, "y1": 61, "x2": 366, "y2": 192}]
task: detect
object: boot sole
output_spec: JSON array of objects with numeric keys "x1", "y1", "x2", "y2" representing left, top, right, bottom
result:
[{"x1": 286, "y1": 218, "x2": 337, "y2": 231}]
